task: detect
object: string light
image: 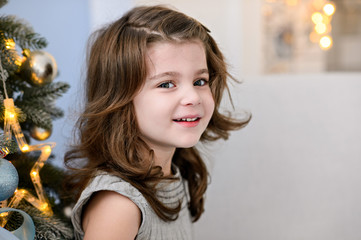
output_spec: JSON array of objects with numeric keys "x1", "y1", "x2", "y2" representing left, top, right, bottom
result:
[
  {"x1": 311, "y1": 12, "x2": 323, "y2": 24},
  {"x1": 310, "y1": 1, "x2": 336, "y2": 50},
  {"x1": 0, "y1": 45, "x2": 57, "y2": 228},
  {"x1": 323, "y1": 3, "x2": 336, "y2": 16},
  {"x1": 3, "y1": 38, "x2": 23, "y2": 66},
  {"x1": 315, "y1": 22, "x2": 327, "y2": 34},
  {"x1": 319, "y1": 35, "x2": 333, "y2": 49},
  {"x1": 1, "y1": 98, "x2": 56, "y2": 227},
  {"x1": 4, "y1": 39, "x2": 15, "y2": 50}
]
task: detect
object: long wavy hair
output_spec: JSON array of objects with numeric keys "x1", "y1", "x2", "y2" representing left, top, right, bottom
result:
[{"x1": 64, "y1": 5, "x2": 250, "y2": 222}]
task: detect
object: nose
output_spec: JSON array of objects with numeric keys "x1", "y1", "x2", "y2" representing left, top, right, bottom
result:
[{"x1": 180, "y1": 86, "x2": 201, "y2": 106}]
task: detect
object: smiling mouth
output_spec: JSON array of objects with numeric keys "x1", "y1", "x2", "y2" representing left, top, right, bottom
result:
[{"x1": 173, "y1": 117, "x2": 200, "y2": 122}]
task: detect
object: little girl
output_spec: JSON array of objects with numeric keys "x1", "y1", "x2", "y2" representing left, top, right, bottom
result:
[{"x1": 65, "y1": 5, "x2": 249, "y2": 240}]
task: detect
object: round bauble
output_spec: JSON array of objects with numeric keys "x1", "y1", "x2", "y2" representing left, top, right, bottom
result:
[
  {"x1": 30, "y1": 125, "x2": 52, "y2": 141},
  {"x1": 19, "y1": 50, "x2": 58, "y2": 86},
  {"x1": 0, "y1": 159, "x2": 19, "y2": 201}
]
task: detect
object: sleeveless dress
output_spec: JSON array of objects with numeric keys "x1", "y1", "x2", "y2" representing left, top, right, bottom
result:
[{"x1": 71, "y1": 167, "x2": 193, "y2": 240}]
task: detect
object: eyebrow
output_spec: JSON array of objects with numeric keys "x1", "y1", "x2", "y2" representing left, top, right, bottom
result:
[{"x1": 148, "y1": 69, "x2": 209, "y2": 81}]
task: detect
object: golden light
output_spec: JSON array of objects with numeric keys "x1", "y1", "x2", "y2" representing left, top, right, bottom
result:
[
  {"x1": 40, "y1": 202, "x2": 49, "y2": 211},
  {"x1": 2, "y1": 148, "x2": 9, "y2": 155},
  {"x1": 319, "y1": 35, "x2": 333, "y2": 50},
  {"x1": 323, "y1": 3, "x2": 336, "y2": 16},
  {"x1": 321, "y1": 15, "x2": 331, "y2": 24},
  {"x1": 44, "y1": 145, "x2": 52, "y2": 154},
  {"x1": 286, "y1": 0, "x2": 298, "y2": 6},
  {"x1": 2, "y1": 98, "x2": 56, "y2": 218},
  {"x1": 4, "y1": 39, "x2": 15, "y2": 49},
  {"x1": 21, "y1": 144, "x2": 29, "y2": 152},
  {"x1": 312, "y1": 12, "x2": 323, "y2": 24},
  {"x1": 14, "y1": 56, "x2": 23, "y2": 66},
  {"x1": 315, "y1": 22, "x2": 327, "y2": 34},
  {"x1": 6, "y1": 111, "x2": 15, "y2": 119}
]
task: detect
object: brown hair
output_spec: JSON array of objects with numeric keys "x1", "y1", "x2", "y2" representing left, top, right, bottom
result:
[{"x1": 64, "y1": 5, "x2": 250, "y2": 222}]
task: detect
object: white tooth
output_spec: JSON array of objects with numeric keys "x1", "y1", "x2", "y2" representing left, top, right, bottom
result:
[
  {"x1": 186, "y1": 118, "x2": 197, "y2": 122},
  {"x1": 176, "y1": 117, "x2": 197, "y2": 122}
]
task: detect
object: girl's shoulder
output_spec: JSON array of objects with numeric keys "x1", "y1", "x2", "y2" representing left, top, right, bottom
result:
[
  {"x1": 81, "y1": 189, "x2": 141, "y2": 239},
  {"x1": 71, "y1": 172, "x2": 148, "y2": 239}
]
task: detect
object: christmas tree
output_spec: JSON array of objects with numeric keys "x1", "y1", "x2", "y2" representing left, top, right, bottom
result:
[{"x1": 0, "y1": 0, "x2": 74, "y2": 238}]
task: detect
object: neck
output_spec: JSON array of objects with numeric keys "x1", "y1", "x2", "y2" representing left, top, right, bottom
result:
[{"x1": 152, "y1": 147, "x2": 176, "y2": 176}]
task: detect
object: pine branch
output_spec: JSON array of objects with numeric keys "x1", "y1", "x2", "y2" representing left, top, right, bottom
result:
[
  {"x1": 15, "y1": 98, "x2": 64, "y2": 121},
  {"x1": 22, "y1": 82, "x2": 70, "y2": 102},
  {"x1": 0, "y1": 0, "x2": 8, "y2": 9},
  {"x1": 0, "y1": 15, "x2": 47, "y2": 50},
  {"x1": 14, "y1": 102, "x2": 52, "y2": 129},
  {"x1": 0, "y1": 133, "x2": 18, "y2": 153},
  {"x1": 0, "y1": 33, "x2": 20, "y2": 74},
  {"x1": 44, "y1": 105, "x2": 64, "y2": 120},
  {"x1": 7, "y1": 74, "x2": 31, "y2": 94}
]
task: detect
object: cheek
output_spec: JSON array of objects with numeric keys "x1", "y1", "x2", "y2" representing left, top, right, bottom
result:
[
  {"x1": 133, "y1": 93, "x2": 171, "y2": 126},
  {"x1": 204, "y1": 91, "x2": 215, "y2": 118}
]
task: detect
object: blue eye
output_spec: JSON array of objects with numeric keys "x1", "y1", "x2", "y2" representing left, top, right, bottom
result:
[
  {"x1": 158, "y1": 81, "x2": 175, "y2": 88},
  {"x1": 194, "y1": 79, "x2": 208, "y2": 86}
]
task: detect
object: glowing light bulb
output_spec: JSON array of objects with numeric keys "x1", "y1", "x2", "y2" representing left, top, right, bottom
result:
[
  {"x1": 323, "y1": 3, "x2": 336, "y2": 16},
  {"x1": 31, "y1": 171, "x2": 38, "y2": 177},
  {"x1": 319, "y1": 36, "x2": 333, "y2": 50},
  {"x1": 322, "y1": 15, "x2": 331, "y2": 24},
  {"x1": 4, "y1": 39, "x2": 15, "y2": 49},
  {"x1": 44, "y1": 145, "x2": 52, "y2": 154},
  {"x1": 21, "y1": 144, "x2": 29, "y2": 152},
  {"x1": 312, "y1": 12, "x2": 323, "y2": 24},
  {"x1": 40, "y1": 202, "x2": 49, "y2": 211},
  {"x1": 315, "y1": 23, "x2": 327, "y2": 34}
]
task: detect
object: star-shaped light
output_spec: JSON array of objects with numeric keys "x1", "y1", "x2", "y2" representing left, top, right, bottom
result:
[{"x1": 2, "y1": 98, "x2": 55, "y2": 216}]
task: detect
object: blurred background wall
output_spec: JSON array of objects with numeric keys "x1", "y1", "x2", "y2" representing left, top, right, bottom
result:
[{"x1": 2, "y1": 0, "x2": 361, "y2": 239}]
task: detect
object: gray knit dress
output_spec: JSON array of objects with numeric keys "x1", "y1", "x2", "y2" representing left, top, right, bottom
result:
[{"x1": 71, "y1": 167, "x2": 193, "y2": 240}]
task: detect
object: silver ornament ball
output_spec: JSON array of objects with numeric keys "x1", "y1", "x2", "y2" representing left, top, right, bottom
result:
[
  {"x1": 0, "y1": 159, "x2": 19, "y2": 201},
  {"x1": 20, "y1": 50, "x2": 58, "y2": 86}
]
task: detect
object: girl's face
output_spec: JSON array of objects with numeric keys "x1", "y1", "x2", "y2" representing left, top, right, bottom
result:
[{"x1": 133, "y1": 40, "x2": 215, "y2": 153}]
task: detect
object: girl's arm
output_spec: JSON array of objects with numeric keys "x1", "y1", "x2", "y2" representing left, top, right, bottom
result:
[{"x1": 82, "y1": 190, "x2": 141, "y2": 240}]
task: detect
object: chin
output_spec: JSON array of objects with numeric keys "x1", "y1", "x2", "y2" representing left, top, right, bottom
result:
[{"x1": 176, "y1": 138, "x2": 201, "y2": 148}]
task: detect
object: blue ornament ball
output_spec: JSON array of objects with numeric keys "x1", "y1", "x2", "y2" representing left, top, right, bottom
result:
[{"x1": 0, "y1": 159, "x2": 19, "y2": 201}]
